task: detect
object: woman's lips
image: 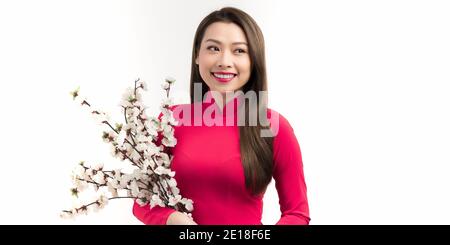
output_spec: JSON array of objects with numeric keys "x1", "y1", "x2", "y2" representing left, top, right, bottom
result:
[{"x1": 211, "y1": 72, "x2": 236, "y2": 83}]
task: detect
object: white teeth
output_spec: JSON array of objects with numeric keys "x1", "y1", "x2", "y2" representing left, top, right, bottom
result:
[{"x1": 213, "y1": 73, "x2": 235, "y2": 79}]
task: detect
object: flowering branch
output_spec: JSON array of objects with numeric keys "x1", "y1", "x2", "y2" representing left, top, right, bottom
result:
[{"x1": 61, "y1": 77, "x2": 193, "y2": 220}]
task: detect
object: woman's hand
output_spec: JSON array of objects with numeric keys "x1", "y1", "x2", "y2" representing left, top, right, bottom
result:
[{"x1": 166, "y1": 211, "x2": 198, "y2": 225}]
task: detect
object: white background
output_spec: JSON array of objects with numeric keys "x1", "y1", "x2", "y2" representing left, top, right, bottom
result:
[{"x1": 0, "y1": 0, "x2": 449, "y2": 224}]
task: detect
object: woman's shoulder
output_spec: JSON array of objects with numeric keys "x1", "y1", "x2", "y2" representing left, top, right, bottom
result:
[
  {"x1": 268, "y1": 108, "x2": 303, "y2": 166},
  {"x1": 267, "y1": 108, "x2": 295, "y2": 137}
]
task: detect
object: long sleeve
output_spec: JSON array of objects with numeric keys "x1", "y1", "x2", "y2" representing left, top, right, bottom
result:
[
  {"x1": 271, "y1": 111, "x2": 310, "y2": 225},
  {"x1": 132, "y1": 201, "x2": 176, "y2": 225}
]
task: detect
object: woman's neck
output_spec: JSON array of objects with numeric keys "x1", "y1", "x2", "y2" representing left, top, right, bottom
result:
[{"x1": 210, "y1": 91, "x2": 239, "y2": 111}]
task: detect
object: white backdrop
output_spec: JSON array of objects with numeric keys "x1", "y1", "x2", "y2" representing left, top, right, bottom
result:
[{"x1": 0, "y1": 0, "x2": 449, "y2": 225}]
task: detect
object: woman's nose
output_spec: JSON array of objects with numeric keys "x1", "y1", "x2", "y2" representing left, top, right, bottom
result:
[{"x1": 217, "y1": 51, "x2": 232, "y2": 68}]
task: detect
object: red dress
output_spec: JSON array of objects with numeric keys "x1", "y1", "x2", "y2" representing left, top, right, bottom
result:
[{"x1": 132, "y1": 91, "x2": 310, "y2": 225}]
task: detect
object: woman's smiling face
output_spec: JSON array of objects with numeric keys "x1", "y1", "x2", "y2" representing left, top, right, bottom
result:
[{"x1": 196, "y1": 22, "x2": 251, "y2": 95}]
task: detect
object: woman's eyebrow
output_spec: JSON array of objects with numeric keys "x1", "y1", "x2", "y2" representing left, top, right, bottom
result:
[{"x1": 205, "y1": 38, "x2": 248, "y2": 46}]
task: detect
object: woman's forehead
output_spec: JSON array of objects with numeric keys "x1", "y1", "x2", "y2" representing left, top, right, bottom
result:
[{"x1": 202, "y1": 22, "x2": 247, "y2": 44}]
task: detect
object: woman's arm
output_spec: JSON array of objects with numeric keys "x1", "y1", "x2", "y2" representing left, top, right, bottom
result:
[
  {"x1": 132, "y1": 201, "x2": 197, "y2": 225},
  {"x1": 271, "y1": 110, "x2": 311, "y2": 225},
  {"x1": 132, "y1": 201, "x2": 176, "y2": 225}
]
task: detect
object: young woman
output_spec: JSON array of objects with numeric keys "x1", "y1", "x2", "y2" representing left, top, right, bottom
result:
[{"x1": 132, "y1": 7, "x2": 310, "y2": 225}]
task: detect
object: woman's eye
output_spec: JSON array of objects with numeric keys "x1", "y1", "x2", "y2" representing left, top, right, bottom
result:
[
  {"x1": 207, "y1": 46, "x2": 219, "y2": 52},
  {"x1": 235, "y1": 49, "x2": 246, "y2": 54}
]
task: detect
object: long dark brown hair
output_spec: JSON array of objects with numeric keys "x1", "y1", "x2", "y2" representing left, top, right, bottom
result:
[{"x1": 189, "y1": 7, "x2": 274, "y2": 195}]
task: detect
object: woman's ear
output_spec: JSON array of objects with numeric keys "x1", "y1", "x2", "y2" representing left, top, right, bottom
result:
[{"x1": 195, "y1": 57, "x2": 199, "y2": 65}]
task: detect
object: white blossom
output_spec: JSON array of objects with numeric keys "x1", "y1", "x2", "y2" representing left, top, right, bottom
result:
[
  {"x1": 119, "y1": 99, "x2": 133, "y2": 108},
  {"x1": 117, "y1": 129, "x2": 126, "y2": 145},
  {"x1": 93, "y1": 171, "x2": 106, "y2": 185},
  {"x1": 136, "y1": 199, "x2": 146, "y2": 206},
  {"x1": 150, "y1": 194, "x2": 164, "y2": 208},
  {"x1": 122, "y1": 122, "x2": 134, "y2": 133},
  {"x1": 145, "y1": 142, "x2": 161, "y2": 157},
  {"x1": 168, "y1": 171, "x2": 175, "y2": 178},
  {"x1": 132, "y1": 169, "x2": 143, "y2": 181},
  {"x1": 161, "y1": 110, "x2": 177, "y2": 126},
  {"x1": 161, "y1": 180, "x2": 168, "y2": 189},
  {"x1": 165, "y1": 76, "x2": 176, "y2": 84},
  {"x1": 139, "y1": 173, "x2": 150, "y2": 182},
  {"x1": 167, "y1": 178, "x2": 177, "y2": 188},
  {"x1": 162, "y1": 136, "x2": 177, "y2": 147},
  {"x1": 92, "y1": 163, "x2": 104, "y2": 171},
  {"x1": 168, "y1": 194, "x2": 182, "y2": 207},
  {"x1": 154, "y1": 166, "x2": 171, "y2": 176},
  {"x1": 136, "y1": 143, "x2": 147, "y2": 152},
  {"x1": 171, "y1": 186, "x2": 180, "y2": 196},
  {"x1": 130, "y1": 150, "x2": 141, "y2": 162},
  {"x1": 140, "y1": 103, "x2": 149, "y2": 113},
  {"x1": 114, "y1": 169, "x2": 122, "y2": 178},
  {"x1": 120, "y1": 174, "x2": 131, "y2": 189},
  {"x1": 136, "y1": 194, "x2": 148, "y2": 206},
  {"x1": 64, "y1": 77, "x2": 193, "y2": 219},
  {"x1": 161, "y1": 82, "x2": 170, "y2": 90},
  {"x1": 107, "y1": 182, "x2": 118, "y2": 197},
  {"x1": 136, "y1": 124, "x2": 145, "y2": 133},
  {"x1": 71, "y1": 175, "x2": 87, "y2": 192},
  {"x1": 136, "y1": 134, "x2": 149, "y2": 143},
  {"x1": 158, "y1": 153, "x2": 170, "y2": 167},
  {"x1": 110, "y1": 145, "x2": 124, "y2": 160},
  {"x1": 161, "y1": 98, "x2": 174, "y2": 108},
  {"x1": 83, "y1": 169, "x2": 93, "y2": 181},
  {"x1": 181, "y1": 198, "x2": 194, "y2": 212},
  {"x1": 97, "y1": 194, "x2": 109, "y2": 208},
  {"x1": 144, "y1": 120, "x2": 158, "y2": 137},
  {"x1": 109, "y1": 177, "x2": 120, "y2": 189},
  {"x1": 152, "y1": 185, "x2": 159, "y2": 194},
  {"x1": 124, "y1": 142, "x2": 134, "y2": 155},
  {"x1": 161, "y1": 122, "x2": 174, "y2": 135},
  {"x1": 142, "y1": 159, "x2": 156, "y2": 170},
  {"x1": 122, "y1": 87, "x2": 135, "y2": 104},
  {"x1": 130, "y1": 180, "x2": 139, "y2": 197},
  {"x1": 131, "y1": 107, "x2": 141, "y2": 118},
  {"x1": 73, "y1": 164, "x2": 85, "y2": 177},
  {"x1": 102, "y1": 131, "x2": 116, "y2": 143}
]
